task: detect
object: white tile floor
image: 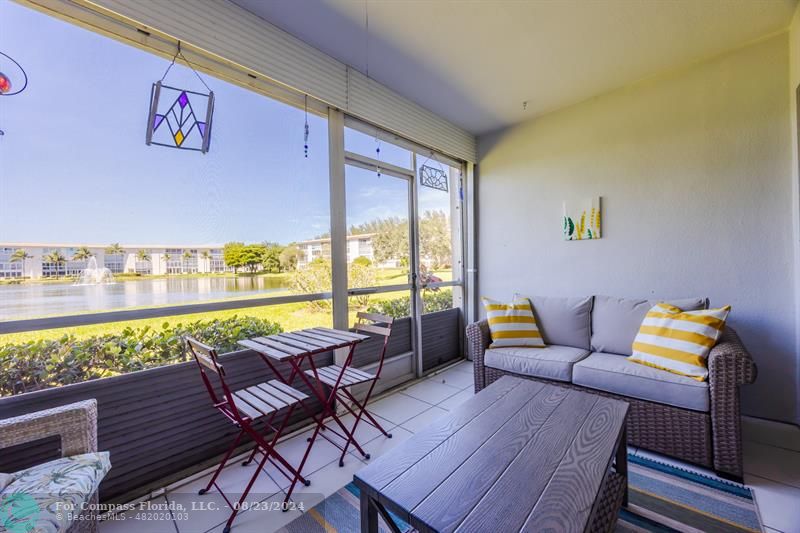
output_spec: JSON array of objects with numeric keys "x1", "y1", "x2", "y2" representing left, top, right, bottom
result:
[
  {"x1": 100, "y1": 360, "x2": 800, "y2": 533},
  {"x1": 741, "y1": 416, "x2": 800, "y2": 533}
]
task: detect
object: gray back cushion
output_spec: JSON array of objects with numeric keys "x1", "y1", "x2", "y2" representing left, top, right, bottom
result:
[
  {"x1": 590, "y1": 295, "x2": 709, "y2": 356},
  {"x1": 522, "y1": 295, "x2": 593, "y2": 350}
]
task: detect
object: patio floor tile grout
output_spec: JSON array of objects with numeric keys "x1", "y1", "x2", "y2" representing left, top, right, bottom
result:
[
  {"x1": 103, "y1": 360, "x2": 475, "y2": 533},
  {"x1": 103, "y1": 358, "x2": 798, "y2": 533}
]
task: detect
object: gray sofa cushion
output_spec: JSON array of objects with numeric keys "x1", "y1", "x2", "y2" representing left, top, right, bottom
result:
[
  {"x1": 521, "y1": 295, "x2": 593, "y2": 349},
  {"x1": 484, "y1": 345, "x2": 590, "y2": 382},
  {"x1": 573, "y1": 352, "x2": 709, "y2": 411},
  {"x1": 590, "y1": 295, "x2": 708, "y2": 356}
]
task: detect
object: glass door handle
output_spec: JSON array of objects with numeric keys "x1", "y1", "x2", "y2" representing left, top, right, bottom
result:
[{"x1": 347, "y1": 287, "x2": 378, "y2": 295}]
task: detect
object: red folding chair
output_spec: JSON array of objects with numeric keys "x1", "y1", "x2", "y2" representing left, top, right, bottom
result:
[
  {"x1": 186, "y1": 337, "x2": 310, "y2": 531},
  {"x1": 304, "y1": 312, "x2": 394, "y2": 467}
]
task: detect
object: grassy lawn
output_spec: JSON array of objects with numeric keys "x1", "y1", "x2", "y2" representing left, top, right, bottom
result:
[
  {"x1": 0, "y1": 302, "x2": 334, "y2": 345},
  {"x1": 0, "y1": 292, "x2": 413, "y2": 345},
  {"x1": 0, "y1": 298, "x2": 424, "y2": 345},
  {"x1": 0, "y1": 268, "x2": 453, "y2": 345}
]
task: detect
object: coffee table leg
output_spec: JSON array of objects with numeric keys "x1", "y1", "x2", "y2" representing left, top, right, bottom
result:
[
  {"x1": 617, "y1": 422, "x2": 629, "y2": 507},
  {"x1": 361, "y1": 491, "x2": 378, "y2": 533}
]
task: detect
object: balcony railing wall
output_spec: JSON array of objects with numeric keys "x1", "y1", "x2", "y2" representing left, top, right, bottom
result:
[
  {"x1": 350, "y1": 316, "x2": 413, "y2": 368},
  {"x1": 0, "y1": 348, "x2": 331, "y2": 504},
  {"x1": 422, "y1": 308, "x2": 463, "y2": 372}
]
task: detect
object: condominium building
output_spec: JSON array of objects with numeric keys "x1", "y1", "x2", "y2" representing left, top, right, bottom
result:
[
  {"x1": 0, "y1": 243, "x2": 227, "y2": 279},
  {"x1": 296, "y1": 234, "x2": 378, "y2": 268}
]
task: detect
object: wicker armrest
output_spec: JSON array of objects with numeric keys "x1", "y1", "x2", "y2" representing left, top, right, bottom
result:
[
  {"x1": 467, "y1": 319, "x2": 491, "y2": 391},
  {"x1": 0, "y1": 399, "x2": 98, "y2": 457},
  {"x1": 707, "y1": 327, "x2": 756, "y2": 479},
  {"x1": 708, "y1": 327, "x2": 757, "y2": 387}
]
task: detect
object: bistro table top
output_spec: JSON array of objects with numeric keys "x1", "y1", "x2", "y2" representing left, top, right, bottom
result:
[
  {"x1": 354, "y1": 376, "x2": 629, "y2": 533},
  {"x1": 238, "y1": 327, "x2": 370, "y2": 361}
]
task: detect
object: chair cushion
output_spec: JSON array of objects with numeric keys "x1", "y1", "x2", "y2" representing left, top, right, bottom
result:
[
  {"x1": 0, "y1": 473, "x2": 13, "y2": 491},
  {"x1": 2, "y1": 452, "x2": 111, "y2": 533},
  {"x1": 573, "y1": 353, "x2": 709, "y2": 411},
  {"x1": 591, "y1": 295, "x2": 708, "y2": 356},
  {"x1": 484, "y1": 345, "x2": 590, "y2": 382},
  {"x1": 520, "y1": 295, "x2": 593, "y2": 349}
]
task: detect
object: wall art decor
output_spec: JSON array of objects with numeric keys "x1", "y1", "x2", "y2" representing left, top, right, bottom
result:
[{"x1": 563, "y1": 197, "x2": 601, "y2": 240}]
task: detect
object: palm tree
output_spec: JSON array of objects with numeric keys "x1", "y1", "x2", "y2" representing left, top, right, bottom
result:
[
  {"x1": 105, "y1": 243, "x2": 125, "y2": 256},
  {"x1": 136, "y1": 249, "x2": 151, "y2": 275},
  {"x1": 10, "y1": 249, "x2": 32, "y2": 278},
  {"x1": 104, "y1": 243, "x2": 126, "y2": 274},
  {"x1": 182, "y1": 250, "x2": 193, "y2": 274},
  {"x1": 201, "y1": 250, "x2": 211, "y2": 272},
  {"x1": 162, "y1": 253, "x2": 172, "y2": 275},
  {"x1": 43, "y1": 250, "x2": 66, "y2": 279},
  {"x1": 72, "y1": 246, "x2": 94, "y2": 262}
]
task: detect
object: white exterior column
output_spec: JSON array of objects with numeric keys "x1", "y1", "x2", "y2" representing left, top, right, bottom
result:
[{"x1": 328, "y1": 108, "x2": 349, "y2": 333}]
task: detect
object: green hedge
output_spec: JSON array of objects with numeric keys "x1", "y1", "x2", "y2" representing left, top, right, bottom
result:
[
  {"x1": 367, "y1": 289, "x2": 454, "y2": 319},
  {"x1": 0, "y1": 315, "x2": 281, "y2": 396}
]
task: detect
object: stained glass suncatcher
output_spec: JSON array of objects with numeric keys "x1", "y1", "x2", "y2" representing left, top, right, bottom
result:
[
  {"x1": 419, "y1": 164, "x2": 448, "y2": 192},
  {"x1": 146, "y1": 81, "x2": 214, "y2": 153}
]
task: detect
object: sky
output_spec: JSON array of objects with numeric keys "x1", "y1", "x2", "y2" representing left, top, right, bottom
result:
[{"x1": 0, "y1": 1, "x2": 452, "y2": 247}]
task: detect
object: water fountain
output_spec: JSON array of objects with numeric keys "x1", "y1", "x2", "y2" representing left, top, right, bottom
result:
[{"x1": 74, "y1": 256, "x2": 115, "y2": 285}]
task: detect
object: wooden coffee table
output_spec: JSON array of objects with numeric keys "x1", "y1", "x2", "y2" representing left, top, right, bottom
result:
[{"x1": 354, "y1": 376, "x2": 629, "y2": 533}]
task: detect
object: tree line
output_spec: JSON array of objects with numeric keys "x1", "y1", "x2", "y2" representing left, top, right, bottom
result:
[
  {"x1": 7, "y1": 210, "x2": 451, "y2": 279},
  {"x1": 223, "y1": 242, "x2": 299, "y2": 274},
  {"x1": 348, "y1": 210, "x2": 452, "y2": 269}
]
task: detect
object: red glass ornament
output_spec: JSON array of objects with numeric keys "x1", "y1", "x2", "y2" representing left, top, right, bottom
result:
[{"x1": 0, "y1": 72, "x2": 11, "y2": 94}]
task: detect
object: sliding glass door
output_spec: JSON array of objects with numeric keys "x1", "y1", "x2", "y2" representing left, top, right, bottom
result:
[
  {"x1": 342, "y1": 125, "x2": 416, "y2": 377},
  {"x1": 415, "y1": 154, "x2": 465, "y2": 372},
  {"x1": 341, "y1": 117, "x2": 466, "y2": 379}
]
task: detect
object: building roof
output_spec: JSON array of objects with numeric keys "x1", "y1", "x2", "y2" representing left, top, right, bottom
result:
[
  {"x1": 297, "y1": 233, "x2": 376, "y2": 245},
  {"x1": 0, "y1": 242, "x2": 226, "y2": 250}
]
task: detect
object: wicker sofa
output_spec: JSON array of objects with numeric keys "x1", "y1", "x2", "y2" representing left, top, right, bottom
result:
[
  {"x1": 0, "y1": 399, "x2": 110, "y2": 533},
  {"x1": 468, "y1": 295, "x2": 757, "y2": 481}
]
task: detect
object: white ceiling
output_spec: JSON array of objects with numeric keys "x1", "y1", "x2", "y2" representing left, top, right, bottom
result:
[{"x1": 232, "y1": 0, "x2": 797, "y2": 135}]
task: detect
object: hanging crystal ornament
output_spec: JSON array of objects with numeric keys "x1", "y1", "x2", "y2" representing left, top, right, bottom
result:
[
  {"x1": 304, "y1": 95, "x2": 309, "y2": 158},
  {"x1": 375, "y1": 131, "x2": 382, "y2": 178}
]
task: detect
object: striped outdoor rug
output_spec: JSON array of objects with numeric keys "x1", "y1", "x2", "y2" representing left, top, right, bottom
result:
[{"x1": 280, "y1": 454, "x2": 761, "y2": 532}]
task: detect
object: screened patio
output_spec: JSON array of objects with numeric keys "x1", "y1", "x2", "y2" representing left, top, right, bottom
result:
[{"x1": 2, "y1": 1, "x2": 800, "y2": 533}]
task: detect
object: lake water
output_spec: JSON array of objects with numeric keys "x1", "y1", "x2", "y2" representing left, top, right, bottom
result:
[{"x1": 0, "y1": 276, "x2": 289, "y2": 321}]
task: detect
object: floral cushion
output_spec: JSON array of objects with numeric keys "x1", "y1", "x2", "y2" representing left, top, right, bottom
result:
[
  {"x1": 1, "y1": 452, "x2": 111, "y2": 533},
  {"x1": 0, "y1": 473, "x2": 14, "y2": 491}
]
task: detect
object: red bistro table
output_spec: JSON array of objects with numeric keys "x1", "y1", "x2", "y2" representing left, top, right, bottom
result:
[{"x1": 237, "y1": 327, "x2": 370, "y2": 497}]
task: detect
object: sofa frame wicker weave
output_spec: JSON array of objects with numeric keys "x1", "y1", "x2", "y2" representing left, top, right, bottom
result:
[
  {"x1": 468, "y1": 297, "x2": 757, "y2": 482},
  {"x1": 0, "y1": 399, "x2": 102, "y2": 533}
]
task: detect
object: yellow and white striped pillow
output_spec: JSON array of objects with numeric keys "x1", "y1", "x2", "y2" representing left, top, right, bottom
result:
[
  {"x1": 629, "y1": 303, "x2": 730, "y2": 381},
  {"x1": 482, "y1": 296, "x2": 546, "y2": 349}
]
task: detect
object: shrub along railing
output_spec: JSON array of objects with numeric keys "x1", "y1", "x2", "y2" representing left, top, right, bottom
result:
[
  {"x1": 368, "y1": 289, "x2": 463, "y2": 371},
  {"x1": 367, "y1": 289, "x2": 454, "y2": 318},
  {"x1": 0, "y1": 315, "x2": 282, "y2": 396},
  {"x1": 1, "y1": 290, "x2": 457, "y2": 396}
]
